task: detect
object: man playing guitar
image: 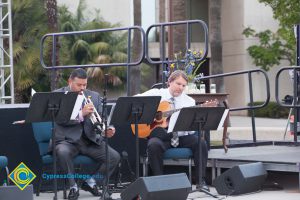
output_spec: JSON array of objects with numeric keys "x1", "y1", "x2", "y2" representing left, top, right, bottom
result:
[{"x1": 137, "y1": 70, "x2": 211, "y2": 191}]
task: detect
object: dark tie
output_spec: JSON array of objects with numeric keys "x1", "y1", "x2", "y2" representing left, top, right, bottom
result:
[{"x1": 169, "y1": 97, "x2": 179, "y2": 147}]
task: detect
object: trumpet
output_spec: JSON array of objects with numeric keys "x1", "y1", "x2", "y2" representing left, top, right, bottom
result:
[{"x1": 82, "y1": 93, "x2": 105, "y2": 132}]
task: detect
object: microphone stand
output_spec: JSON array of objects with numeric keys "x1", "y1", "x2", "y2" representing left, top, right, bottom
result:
[
  {"x1": 113, "y1": 151, "x2": 135, "y2": 192},
  {"x1": 122, "y1": 151, "x2": 135, "y2": 183},
  {"x1": 101, "y1": 74, "x2": 111, "y2": 200},
  {"x1": 49, "y1": 103, "x2": 59, "y2": 200}
]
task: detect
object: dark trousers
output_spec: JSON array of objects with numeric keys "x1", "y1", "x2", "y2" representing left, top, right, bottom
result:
[
  {"x1": 147, "y1": 127, "x2": 208, "y2": 183},
  {"x1": 55, "y1": 138, "x2": 120, "y2": 187}
]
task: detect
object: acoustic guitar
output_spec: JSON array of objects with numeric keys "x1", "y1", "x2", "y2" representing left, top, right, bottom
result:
[{"x1": 131, "y1": 99, "x2": 219, "y2": 138}]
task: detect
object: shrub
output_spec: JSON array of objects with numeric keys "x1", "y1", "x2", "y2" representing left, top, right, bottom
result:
[{"x1": 247, "y1": 101, "x2": 289, "y2": 119}]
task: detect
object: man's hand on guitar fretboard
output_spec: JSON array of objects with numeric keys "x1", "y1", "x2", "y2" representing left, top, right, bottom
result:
[{"x1": 200, "y1": 99, "x2": 220, "y2": 107}]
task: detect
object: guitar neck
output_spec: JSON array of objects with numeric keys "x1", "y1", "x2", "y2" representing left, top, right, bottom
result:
[
  {"x1": 162, "y1": 108, "x2": 181, "y2": 118},
  {"x1": 162, "y1": 103, "x2": 206, "y2": 118}
]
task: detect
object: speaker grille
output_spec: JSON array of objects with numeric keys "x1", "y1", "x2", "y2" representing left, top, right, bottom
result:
[
  {"x1": 213, "y1": 162, "x2": 267, "y2": 195},
  {"x1": 121, "y1": 173, "x2": 191, "y2": 200}
]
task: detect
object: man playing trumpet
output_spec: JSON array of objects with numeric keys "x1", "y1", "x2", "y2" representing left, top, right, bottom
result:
[{"x1": 54, "y1": 68, "x2": 120, "y2": 200}]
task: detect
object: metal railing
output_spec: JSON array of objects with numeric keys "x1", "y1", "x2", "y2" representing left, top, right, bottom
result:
[
  {"x1": 145, "y1": 20, "x2": 209, "y2": 86},
  {"x1": 196, "y1": 69, "x2": 270, "y2": 143},
  {"x1": 275, "y1": 66, "x2": 300, "y2": 142},
  {"x1": 40, "y1": 26, "x2": 145, "y2": 69},
  {"x1": 40, "y1": 26, "x2": 145, "y2": 95}
]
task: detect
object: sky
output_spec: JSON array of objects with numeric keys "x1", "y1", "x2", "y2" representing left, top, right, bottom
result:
[
  {"x1": 58, "y1": 0, "x2": 156, "y2": 29},
  {"x1": 57, "y1": 0, "x2": 79, "y2": 14},
  {"x1": 57, "y1": 0, "x2": 132, "y2": 26}
]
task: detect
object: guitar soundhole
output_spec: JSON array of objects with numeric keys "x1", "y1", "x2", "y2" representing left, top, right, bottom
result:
[{"x1": 155, "y1": 111, "x2": 163, "y2": 120}]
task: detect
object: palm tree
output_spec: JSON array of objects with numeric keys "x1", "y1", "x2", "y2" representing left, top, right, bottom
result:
[
  {"x1": 58, "y1": 0, "x2": 128, "y2": 93},
  {"x1": 45, "y1": 0, "x2": 60, "y2": 90},
  {"x1": 159, "y1": 0, "x2": 166, "y2": 23},
  {"x1": 12, "y1": 0, "x2": 49, "y2": 102},
  {"x1": 172, "y1": 0, "x2": 187, "y2": 53},
  {"x1": 209, "y1": 0, "x2": 224, "y2": 92},
  {"x1": 129, "y1": 0, "x2": 142, "y2": 96}
]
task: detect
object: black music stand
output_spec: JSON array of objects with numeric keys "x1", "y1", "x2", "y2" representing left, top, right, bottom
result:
[
  {"x1": 25, "y1": 92, "x2": 79, "y2": 200},
  {"x1": 110, "y1": 96, "x2": 161, "y2": 179},
  {"x1": 173, "y1": 106, "x2": 227, "y2": 198}
]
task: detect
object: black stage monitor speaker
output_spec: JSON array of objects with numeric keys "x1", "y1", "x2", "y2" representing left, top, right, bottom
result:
[
  {"x1": 121, "y1": 173, "x2": 191, "y2": 200},
  {"x1": 213, "y1": 162, "x2": 267, "y2": 195},
  {"x1": 0, "y1": 184, "x2": 33, "y2": 200}
]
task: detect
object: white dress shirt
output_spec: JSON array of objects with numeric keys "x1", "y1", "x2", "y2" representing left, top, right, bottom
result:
[{"x1": 137, "y1": 88, "x2": 195, "y2": 136}]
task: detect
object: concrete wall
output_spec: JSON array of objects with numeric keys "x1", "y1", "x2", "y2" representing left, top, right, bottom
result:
[{"x1": 222, "y1": 0, "x2": 292, "y2": 115}]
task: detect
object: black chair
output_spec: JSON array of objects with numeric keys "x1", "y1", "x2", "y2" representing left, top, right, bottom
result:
[
  {"x1": 142, "y1": 148, "x2": 194, "y2": 181},
  {"x1": 32, "y1": 122, "x2": 96, "y2": 199},
  {"x1": 151, "y1": 82, "x2": 167, "y2": 89},
  {"x1": 0, "y1": 156, "x2": 9, "y2": 185}
]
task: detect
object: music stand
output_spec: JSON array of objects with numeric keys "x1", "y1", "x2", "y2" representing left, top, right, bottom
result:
[
  {"x1": 25, "y1": 92, "x2": 79, "y2": 200},
  {"x1": 110, "y1": 96, "x2": 161, "y2": 179},
  {"x1": 173, "y1": 106, "x2": 227, "y2": 198}
]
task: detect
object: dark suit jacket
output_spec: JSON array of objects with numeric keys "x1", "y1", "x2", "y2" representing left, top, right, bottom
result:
[{"x1": 52, "y1": 86, "x2": 104, "y2": 146}]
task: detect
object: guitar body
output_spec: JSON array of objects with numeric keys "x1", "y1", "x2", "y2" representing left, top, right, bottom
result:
[
  {"x1": 130, "y1": 99, "x2": 219, "y2": 138},
  {"x1": 131, "y1": 101, "x2": 171, "y2": 138}
]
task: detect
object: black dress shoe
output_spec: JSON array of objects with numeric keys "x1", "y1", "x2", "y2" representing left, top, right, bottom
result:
[
  {"x1": 81, "y1": 182, "x2": 101, "y2": 196},
  {"x1": 68, "y1": 188, "x2": 79, "y2": 200}
]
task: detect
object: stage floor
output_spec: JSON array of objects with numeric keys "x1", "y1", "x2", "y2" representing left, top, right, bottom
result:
[
  {"x1": 209, "y1": 145, "x2": 300, "y2": 163},
  {"x1": 34, "y1": 183, "x2": 300, "y2": 200}
]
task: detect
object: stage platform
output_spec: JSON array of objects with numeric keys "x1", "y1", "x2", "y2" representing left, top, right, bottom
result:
[
  {"x1": 150, "y1": 144, "x2": 300, "y2": 186},
  {"x1": 34, "y1": 182, "x2": 300, "y2": 200},
  {"x1": 33, "y1": 163, "x2": 300, "y2": 200},
  {"x1": 25, "y1": 143, "x2": 300, "y2": 200},
  {"x1": 208, "y1": 144, "x2": 300, "y2": 188}
]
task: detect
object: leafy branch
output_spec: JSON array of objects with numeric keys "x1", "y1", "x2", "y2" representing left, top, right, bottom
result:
[{"x1": 242, "y1": 0, "x2": 299, "y2": 71}]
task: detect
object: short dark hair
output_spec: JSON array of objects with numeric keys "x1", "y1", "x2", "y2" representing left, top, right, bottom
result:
[
  {"x1": 168, "y1": 70, "x2": 188, "y2": 83},
  {"x1": 69, "y1": 68, "x2": 87, "y2": 79}
]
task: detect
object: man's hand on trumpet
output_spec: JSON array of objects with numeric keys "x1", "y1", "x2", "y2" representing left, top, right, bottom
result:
[
  {"x1": 104, "y1": 126, "x2": 116, "y2": 138},
  {"x1": 82, "y1": 103, "x2": 95, "y2": 117}
]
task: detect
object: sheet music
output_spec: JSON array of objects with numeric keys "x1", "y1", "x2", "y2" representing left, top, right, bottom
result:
[
  {"x1": 167, "y1": 111, "x2": 180, "y2": 133},
  {"x1": 217, "y1": 109, "x2": 229, "y2": 130},
  {"x1": 70, "y1": 95, "x2": 84, "y2": 120}
]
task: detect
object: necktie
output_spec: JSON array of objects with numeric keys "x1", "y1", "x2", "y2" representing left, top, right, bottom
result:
[{"x1": 170, "y1": 97, "x2": 179, "y2": 147}]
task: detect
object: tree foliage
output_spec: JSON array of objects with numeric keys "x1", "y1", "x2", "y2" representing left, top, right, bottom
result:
[
  {"x1": 12, "y1": 0, "x2": 128, "y2": 102},
  {"x1": 12, "y1": 0, "x2": 50, "y2": 102},
  {"x1": 58, "y1": 1, "x2": 128, "y2": 91},
  {"x1": 243, "y1": 0, "x2": 300, "y2": 71}
]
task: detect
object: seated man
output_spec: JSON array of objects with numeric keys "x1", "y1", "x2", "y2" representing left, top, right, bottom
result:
[
  {"x1": 52, "y1": 68, "x2": 120, "y2": 200},
  {"x1": 137, "y1": 70, "x2": 209, "y2": 191}
]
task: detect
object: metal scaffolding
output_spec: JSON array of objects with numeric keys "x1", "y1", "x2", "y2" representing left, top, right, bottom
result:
[{"x1": 0, "y1": 0, "x2": 13, "y2": 104}]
